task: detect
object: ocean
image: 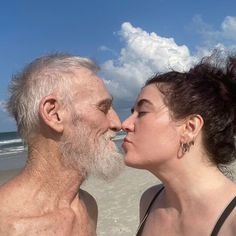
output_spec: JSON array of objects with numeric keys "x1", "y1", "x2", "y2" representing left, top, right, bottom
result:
[
  {"x1": 0, "y1": 131, "x2": 26, "y2": 156},
  {"x1": 0, "y1": 131, "x2": 126, "y2": 171}
]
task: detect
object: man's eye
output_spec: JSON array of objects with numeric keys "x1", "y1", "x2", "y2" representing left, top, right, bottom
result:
[{"x1": 100, "y1": 106, "x2": 109, "y2": 114}]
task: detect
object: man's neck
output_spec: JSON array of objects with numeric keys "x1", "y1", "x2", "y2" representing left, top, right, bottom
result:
[{"x1": 17, "y1": 141, "x2": 84, "y2": 212}]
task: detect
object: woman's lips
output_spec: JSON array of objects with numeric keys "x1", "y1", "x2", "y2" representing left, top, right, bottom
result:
[
  {"x1": 122, "y1": 137, "x2": 132, "y2": 151},
  {"x1": 123, "y1": 137, "x2": 132, "y2": 143}
]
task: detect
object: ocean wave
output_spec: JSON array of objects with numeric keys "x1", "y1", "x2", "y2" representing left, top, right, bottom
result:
[
  {"x1": 0, "y1": 132, "x2": 125, "y2": 156},
  {"x1": 0, "y1": 138, "x2": 23, "y2": 146},
  {"x1": 0, "y1": 146, "x2": 25, "y2": 156}
]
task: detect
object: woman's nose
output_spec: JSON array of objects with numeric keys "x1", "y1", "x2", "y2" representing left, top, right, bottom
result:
[{"x1": 122, "y1": 115, "x2": 135, "y2": 132}]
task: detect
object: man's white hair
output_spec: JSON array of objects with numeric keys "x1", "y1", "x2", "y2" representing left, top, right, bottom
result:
[{"x1": 7, "y1": 53, "x2": 99, "y2": 142}]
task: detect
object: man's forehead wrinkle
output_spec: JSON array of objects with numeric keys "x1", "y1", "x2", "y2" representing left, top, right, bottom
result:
[
  {"x1": 72, "y1": 68, "x2": 100, "y2": 86},
  {"x1": 73, "y1": 78, "x2": 105, "y2": 94}
]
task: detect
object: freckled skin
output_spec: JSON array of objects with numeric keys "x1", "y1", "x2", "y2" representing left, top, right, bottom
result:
[
  {"x1": 0, "y1": 190, "x2": 97, "y2": 236},
  {"x1": 0, "y1": 67, "x2": 121, "y2": 235}
]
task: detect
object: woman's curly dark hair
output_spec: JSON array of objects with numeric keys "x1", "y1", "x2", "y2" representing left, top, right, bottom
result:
[{"x1": 145, "y1": 53, "x2": 236, "y2": 166}]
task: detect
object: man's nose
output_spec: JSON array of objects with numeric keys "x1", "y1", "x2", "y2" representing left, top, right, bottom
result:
[{"x1": 109, "y1": 108, "x2": 121, "y2": 131}]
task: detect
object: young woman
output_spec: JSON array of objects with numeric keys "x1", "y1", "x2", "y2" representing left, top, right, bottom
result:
[{"x1": 122, "y1": 54, "x2": 236, "y2": 236}]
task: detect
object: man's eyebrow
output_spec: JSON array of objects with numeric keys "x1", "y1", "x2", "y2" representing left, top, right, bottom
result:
[{"x1": 97, "y1": 97, "x2": 113, "y2": 107}]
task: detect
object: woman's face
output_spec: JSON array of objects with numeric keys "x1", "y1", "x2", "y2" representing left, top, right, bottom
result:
[{"x1": 122, "y1": 84, "x2": 181, "y2": 169}]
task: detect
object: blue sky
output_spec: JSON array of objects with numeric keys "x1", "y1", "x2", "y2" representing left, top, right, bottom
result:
[{"x1": 1, "y1": 0, "x2": 236, "y2": 132}]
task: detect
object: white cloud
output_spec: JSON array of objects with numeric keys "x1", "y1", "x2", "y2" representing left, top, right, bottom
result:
[
  {"x1": 190, "y1": 15, "x2": 236, "y2": 69},
  {"x1": 193, "y1": 15, "x2": 236, "y2": 48},
  {"x1": 102, "y1": 22, "x2": 196, "y2": 104},
  {"x1": 221, "y1": 16, "x2": 236, "y2": 41},
  {"x1": 102, "y1": 19, "x2": 236, "y2": 112},
  {"x1": 98, "y1": 45, "x2": 118, "y2": 56},
  {"x1": 0, "y1": 100, "x2": 7, "y2": 112}
]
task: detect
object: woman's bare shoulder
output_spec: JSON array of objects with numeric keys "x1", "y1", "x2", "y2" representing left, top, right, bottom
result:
[{"x1": 139, "y1": 184, "x2": 164, "y2": 222}]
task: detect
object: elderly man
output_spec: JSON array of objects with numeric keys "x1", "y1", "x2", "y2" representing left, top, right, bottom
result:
[{"x1": 0, "y1": 54, "x2": 124, "y2": 235}]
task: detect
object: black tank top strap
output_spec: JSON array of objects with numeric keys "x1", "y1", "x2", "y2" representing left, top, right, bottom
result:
[
  {"x1": 211, "y1": 196, "x2": 236, "y2": 236},
  {"x1": 136, "y1": 186, "x2": 165, "y2": 236}
]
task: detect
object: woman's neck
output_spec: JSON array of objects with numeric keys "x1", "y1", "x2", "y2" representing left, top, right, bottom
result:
[{"x1": 150, "y1": 157, "x2": 234, "y2": 212}]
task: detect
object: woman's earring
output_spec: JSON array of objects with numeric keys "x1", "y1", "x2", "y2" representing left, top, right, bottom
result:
[{"x1": 180, "y1": 140, "x2": 194, "y2": 156}]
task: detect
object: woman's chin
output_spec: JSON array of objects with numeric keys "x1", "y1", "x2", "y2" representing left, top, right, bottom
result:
[{"x1": 124, "y1": 156, "x2": 144, "y2": 169}]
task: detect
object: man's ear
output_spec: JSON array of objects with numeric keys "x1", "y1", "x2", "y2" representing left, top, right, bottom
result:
[
  {"x1": 39, "y1": 95, "x2": 64, "y2": 133},
  {"x1": 180, "y1": 114, "x2": 204, "y2": 142}
]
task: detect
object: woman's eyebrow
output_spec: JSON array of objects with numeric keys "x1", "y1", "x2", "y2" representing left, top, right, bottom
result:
[
  {"x1": 131, "y1": 99, "x2": 154, "y2": 114},
  {"x1": 136, "y1": 99, "x2": 153, "y2": 108}
]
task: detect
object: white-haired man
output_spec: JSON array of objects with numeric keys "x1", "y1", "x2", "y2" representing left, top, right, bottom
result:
[{"x1": 0, "y1": 54, "x2": 124, "y2": 235}]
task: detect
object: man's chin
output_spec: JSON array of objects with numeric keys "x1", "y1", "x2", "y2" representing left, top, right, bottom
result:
[
  {"x1": 94, "y1": 166, "x2": 124, "y2": 182},
  {"x1": 89, "y1": 152, "x2": 125, "y2": 182}
]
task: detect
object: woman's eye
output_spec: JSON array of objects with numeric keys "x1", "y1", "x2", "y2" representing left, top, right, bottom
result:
[{"x1": 137, "y1": 111, "x2": 147, "y2": 117}]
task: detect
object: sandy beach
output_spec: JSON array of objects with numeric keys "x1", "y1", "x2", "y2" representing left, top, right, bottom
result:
[
  {"x1": 1, "y1": 157, "x2": 236, "y2": 236},
  {"x1": 83, "y1": 167, "x2": 159, "y2": 236}
]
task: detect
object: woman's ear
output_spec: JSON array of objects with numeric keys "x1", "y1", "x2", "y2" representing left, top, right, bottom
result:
[
  {"x1": 181, "y1": 114, "x2": 204, "y2": 142},
  {"x1": 39, "y1": 95, "x2": 64, "y2": 133}
]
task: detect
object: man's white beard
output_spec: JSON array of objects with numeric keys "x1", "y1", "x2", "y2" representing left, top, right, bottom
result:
[{"x1": 60, "y1": 123, "x2": 124, "y2": 181}]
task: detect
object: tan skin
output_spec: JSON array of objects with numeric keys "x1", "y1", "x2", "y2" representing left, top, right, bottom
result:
[
  {"x1": 122, "y1": 84, "x2": 236, "y2": 236},
  {"x1": 0, "y1": 68, "x2": 121, "y2": 235}
]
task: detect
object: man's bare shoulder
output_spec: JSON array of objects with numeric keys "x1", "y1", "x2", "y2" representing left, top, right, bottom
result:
[
  {"x1": 0, "y1": 208, "x2": 77, "y2": 236},
  {"x1": 0, "y1": 178, "x2": 21, "y2": 213},
  {"x1": 139, "y1": 184, "x2": 164, "y2": 222}
]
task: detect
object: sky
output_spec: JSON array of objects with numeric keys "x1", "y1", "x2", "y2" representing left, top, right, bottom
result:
[{"x1": 1, "y1": 0, "x2": 236, "y2": 132}]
